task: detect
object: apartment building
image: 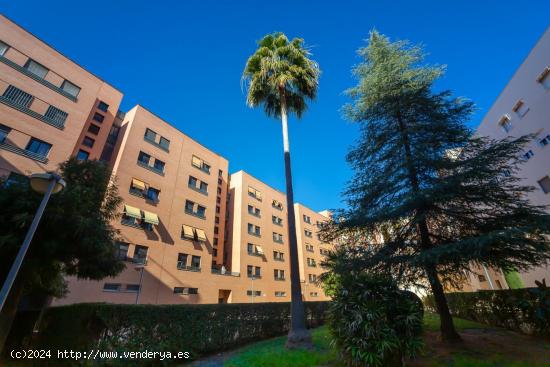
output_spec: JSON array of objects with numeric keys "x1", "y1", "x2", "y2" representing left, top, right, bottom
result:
[
  {"x1": 0, "y1": 14, "x2": 123, "y2": 180},
  {"x1": 474, "y1": 26, "x2": 550, "y2": 288},
  {"x1": 0, "y1": 15, "x2": 335, "y2": 305}
]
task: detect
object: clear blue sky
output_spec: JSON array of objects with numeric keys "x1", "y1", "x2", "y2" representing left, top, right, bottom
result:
[{"x1": 3, "y1": 1, "x2": 549, "y2": 212}]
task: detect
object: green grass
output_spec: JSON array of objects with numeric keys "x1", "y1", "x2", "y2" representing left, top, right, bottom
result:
[
  {"x1": 224, "y1": 326, "x2": 339, "y2": 367},
  {"x1": 423, "y1": 312, "x2": 488, "y2": 331}
]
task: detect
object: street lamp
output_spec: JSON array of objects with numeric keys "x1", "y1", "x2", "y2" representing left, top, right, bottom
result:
[
  {"x1": 0, "y1": 173, "x2": 66, "y2": 312},
  {"x1": 135, "y1": 265, "x2": 145, "y2": 304}
]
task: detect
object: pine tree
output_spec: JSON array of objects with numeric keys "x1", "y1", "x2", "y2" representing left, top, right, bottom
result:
[{"x1": 336, "y1": 31, "x2": 550, "y2": 342}]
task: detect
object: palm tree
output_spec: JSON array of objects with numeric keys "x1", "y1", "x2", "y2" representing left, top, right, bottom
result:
[{"x1": 242, "y1": 32, "x2": 320, "y2": 349}]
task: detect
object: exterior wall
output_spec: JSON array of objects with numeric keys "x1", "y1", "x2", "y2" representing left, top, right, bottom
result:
[
  {"x1": 475, "y1": 27, "x2": 550, "y2": 287},
  {"x1": 294, "y1": 204, "x2": 332, "y2": 301},
  {"x1": 226, "y1": 171, "x2": 292, "y2": 303},
  {"x1": 0, "y1": 15, "x2": 122, "y2": 178}
]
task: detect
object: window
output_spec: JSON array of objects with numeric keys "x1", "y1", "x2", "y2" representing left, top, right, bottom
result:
[
  {"x1": 191, "y1": 155, "x2": 210, "y2": 173},
  {"x1": 177, "y1": 253, "x2": 188, "y2": 269},
  {"x1": 191, "y1": 255, "x2": 201, "y2": 269},
  {"x1": 159, "y1": 137, "x2": 170, "y2": 150},
  {"x1": 0, "y1": 124, "x2": 11, "y2": 142},
  {"x1": 146, "y1": 187, "x2": 160, "y2": 202},
  {"x1": 273, "y1": 251, "x2": 284, "y2": 261},
  {"x1": 188, "y1": 176, "x2": 208, "y2": 194},
  {"x1": 133, "y1": 245, "x2": 148, "y2": 264},
  {"x1": 97, "y1": 101, "x2": 109, "y2": 112},
  {"x1": 248, "y1": 205, "x2": 261, "y2": 217},
  {"x1": 274, "y1": 269, "x2": 285, "y2": 280},
  {"x1": 536, "y1": 67, "x2": 550, "y2": 89},
  {"x1": 103, "y1": 283, "x2": 121, "y2": 292},
  {"x1": 309, "y1": 274, "x2": 317, "y2": 283},
  {"x1": 275, "y1": 291, "x2": 286, "y2": 297},
  {"x1": 218, "y1": 169, "x2": 223, "y2": 177},
  {"x1": 306, "y1": 244, "x2": 314, "y2": 252},
  {"x1": 303, "y1": 214, "x2": 311, "y2": 224},
  {"x1": 522, "y1": 150, "x2": 534, "y2": 161},
  {"x1": 307, "y1": 258, "x2": 317, "y2": 267},
  {"x1": 247, "y1": 186, "x2": 262, "y2": 201},
  {"x1": 478, "y1": 274, "x2": 487, "y2": 282},
  {"x1": 310, "y1": 292, "x2": 318, "y2": 297},
  {"x1": 539, "y1": 134, "x2": 550, "y2": 147},
  {"x1": 26, "y1": 138, "x2": 52, "y2": 158},
  {"x1": 320, "y1": 248, "x2": 330, "y2": 256},
  {"x1": 44, "y1": 106, "x2": 68, "y2": 126},
  {"x1": 3, "y1": 85, "x2": 34, "y2": 108},
  {"x1": 88, "y1": 124, "x2": 100, "y2": 135},
  {"x1": 174, "y1": 287, "x2": 198, "y2": 295},
  {"x1": 247, "y1": 266, "x2": 261, "y2": 278},
  {"x1": 538, "y1": 176, "x2": 550, "y2": 194},
  {"x1": 4, "y1": 172, "x2": 29, "y2": 187},
  {"x1": 304, "y1": 229, "x2": 313, "y2": 237},
  {"x1": 273, "y1": 232, "x2": 283, "y2": 243},
  {"x1": 60, "y1": 80, "x2": 81, "y2": 98},
  {"x1": 138, "y1": 151, "x2": 150, "y2": 165},
  {"x1": 0, "y1": 41, "x2": 8, "y2": 56},
  {"x1": 24, "y1": 59, "x2": 49, "y2": 79},
  {"x1": 115, "y1": 242, "x2": 129, "y2": 260},
  {"x1": 145, "y1": 128, "x2": 157, "y2": 141},
  {"x1": 272, "y1": 199, "x2": 283, "y2": 210},
  {"x1": 248, "y1": 223, "x2": 261, "y2": 236},
  {"x1": 126, "y1": 284, "x2": 140, "y2": 292},
  {"x1": 82, "y1": 136, "x2": 95, "y2": 148},
  {"x1": 512, "y1": 100, "x2": 529, "y2": 118},
  {"x1": 153, "y1": 159, "x2": 165, "y2": 172},
  {"x1": 76, "y1": 150, "x2": 89, "y2": 161},
  {"x1": 247, "y1": 243, "x2": 254, "y2": 254},
  {"x1": 93, "y1": 112, "x2": 105, "y2": 123},
  {"x1": 272, "y1": 215, "x2": 283, "y2": 226},
  {"x1": 247, "y1": 290, "x2": 261, "y2": 297},
  {"x1": 185, "y1": 200, "x2": 206, "y2": 218},
  {"x1": 499, "y1": 115, "x2": 512, "y2": 133}
]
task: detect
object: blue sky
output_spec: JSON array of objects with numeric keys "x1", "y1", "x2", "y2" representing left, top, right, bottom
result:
[{"x1": 3, "y1": 1, "x2": 549, "y2": 212}]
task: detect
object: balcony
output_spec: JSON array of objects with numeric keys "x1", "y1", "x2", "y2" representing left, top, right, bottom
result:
[
  {"x1": 0, "y1": 140, "x2": 48, "y2": 163},
  {"x1": 211, "y1": 268, "x2": 240, "y2": 277}
]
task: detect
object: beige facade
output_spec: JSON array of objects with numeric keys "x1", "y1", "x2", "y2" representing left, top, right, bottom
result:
[
  {"x1": 0, "y1": 14, "x2": 335, "y2": 305},
  {"x1": 474, "y1": 26, "x2": 550, "y2": 288}
]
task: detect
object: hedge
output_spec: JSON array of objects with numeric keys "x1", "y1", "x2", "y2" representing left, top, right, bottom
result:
[
  {"x1": 424, "y1": 287, "x2": 549, "y2": 337},
  {"x1": 6, "y1": 301, "x2": 329, "y2": 365}
]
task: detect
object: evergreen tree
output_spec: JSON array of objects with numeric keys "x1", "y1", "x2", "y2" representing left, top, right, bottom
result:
[
  {"x1": 335, "y1": 31, "x2": 550, "y2": 342},
  {"x1": 0, "y1": 158, "x2": 124, "y2": 350}
]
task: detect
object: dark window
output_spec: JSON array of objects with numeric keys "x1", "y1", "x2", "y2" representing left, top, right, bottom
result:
[
  {"x1": 133, "y1": 245, "x2": 148, "y2": 264},
  {"x1": 125, "y1": 284, "x2": 140, "y2": 292},
  {"x1": 218, "y1": 169, "x2": 223, "y2": 177},
  {"x1": 3, "y1": 85, "x2": 34, "y2": 108},
  {"x1": 188, "y1": 288, "x2": 198, "y2": 295},
  {"x1": 87, "y1": 124, "x2": 100, "y2": 135},
  {"x1": 146, "y1": 187, "x2": 160, "y2": 202},
  {"x1": 115, "y1": 242, "x2": 129, "y2": 260},
  {"x1": 4, "y1": 172, "x2": 29, "y2": 187},
  {"x1": 44, "y1": 106, "x2": 68, "y2": 126},
  {"x1": 173, "y1": 287, "x2": 184, "y2": 294},
  {"x1": 159, "y1": 137, "x2": 170, "y2": 150},
  {"x1": 103, "y1": 283, "x2": 121, "y2": 291},
  {"x1": 138, "y1": 151, "x2": 150, "y2": 165},
  {"x1": 196, "y1": 205, "x2": 206, "y2": 218},
  {"x1": 199, "y1": 181, "x2": 208, "y2": 193},
  {"x1": 97, "y1": 101, "x2": 109, "y2": 112},
  {"x1": 185, "y1": 200, "x2": 194, "y2": 213},
  {"x1": 145, "y1": 128, "x2": 157, "y2": 141},
  {"x1": 0, "y1": 124, "x2": 11, "y2": 142},
  {"x1": 191, "y1": 255, "x2": 201, "y2": 269},
  {"x1": 26, "y1": 138, "x2": 52, "y2": 157},
  {"x1": 76, "y1": 150, "x2": 89, "y2": 161},
  {"x1": 24, "y1": 59, "x2": 49, "y2": 79},
  {"x1": 153, "y1": 159, "x2": 165, "y2": 172},
  {"x1": 82, "y1": 136, "x2": 95, "y2": 148},
  {"x1": 93, "y1": 112, "x2": 105, "y2": 123}
]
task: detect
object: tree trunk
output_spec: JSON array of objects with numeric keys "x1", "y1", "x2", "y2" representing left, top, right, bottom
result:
[
  {"x1": 279, "y1": 88, "x2": 312, "y2": 349},
  {"x1": 395, "y1": 110, "x2": 461, "y2": 342},
  {"x1": 0, "y1": 272, "x2": 26, "y2": 354}
]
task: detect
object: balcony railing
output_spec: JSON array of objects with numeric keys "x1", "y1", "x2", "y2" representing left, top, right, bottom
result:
[
  {"x1": 0, "y1": 140, "x2": 48, "y2": 163},
  {"x1": 177, "y1": 261, "x2": 201, "y2": 272}
]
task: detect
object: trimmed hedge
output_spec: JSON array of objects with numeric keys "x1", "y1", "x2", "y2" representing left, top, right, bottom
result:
[
  {"x1": 9, "y1": 301, "x2": 328, "y2": 365},
  {"x1": 424, "y1": 287, "x2": 550, "y2": 337}
]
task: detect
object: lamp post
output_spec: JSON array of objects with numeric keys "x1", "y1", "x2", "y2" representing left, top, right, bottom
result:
[
  {"x1": 0, "y1": 173, "x2": 66, "y2": 312},
  {"x1": 135, "y1": 265, "x2": 145, "y2": 304}
]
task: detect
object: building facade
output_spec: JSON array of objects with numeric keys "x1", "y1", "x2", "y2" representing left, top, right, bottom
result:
[
  {"x1": 0, "y1": 14, "x2": 334, "y2": 305},
  {"x1": 474, "y1": 26, "x2": 550, "y2": 288}
]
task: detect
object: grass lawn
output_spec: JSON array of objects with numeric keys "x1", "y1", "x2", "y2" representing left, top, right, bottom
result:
[{"x1": 222, "y1": 313, "x2": 550, "y2": 367}]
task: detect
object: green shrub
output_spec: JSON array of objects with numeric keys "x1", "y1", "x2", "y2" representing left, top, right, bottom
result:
[
  {"x1": 424, "y1": 280, "x2": 550, "y2": 337},
  {"x1": 6, "y1": 301, "x2": 329, "y2": 366},
  {"x1": 328, "y1": 273, "x2": 423, "y2": 367}
]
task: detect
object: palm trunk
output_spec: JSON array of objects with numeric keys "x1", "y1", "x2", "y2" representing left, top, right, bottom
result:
[
  {"x1": 279, "y1": 88, "x2": 312, "y2": 349},
  {"x1": 395, "y1": 110, "x2": 461, "y2": 342}
]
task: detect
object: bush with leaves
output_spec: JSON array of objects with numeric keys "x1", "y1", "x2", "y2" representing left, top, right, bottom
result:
[{"x1": 328, "y1": 272, "x2": 423, "y2": 367}]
